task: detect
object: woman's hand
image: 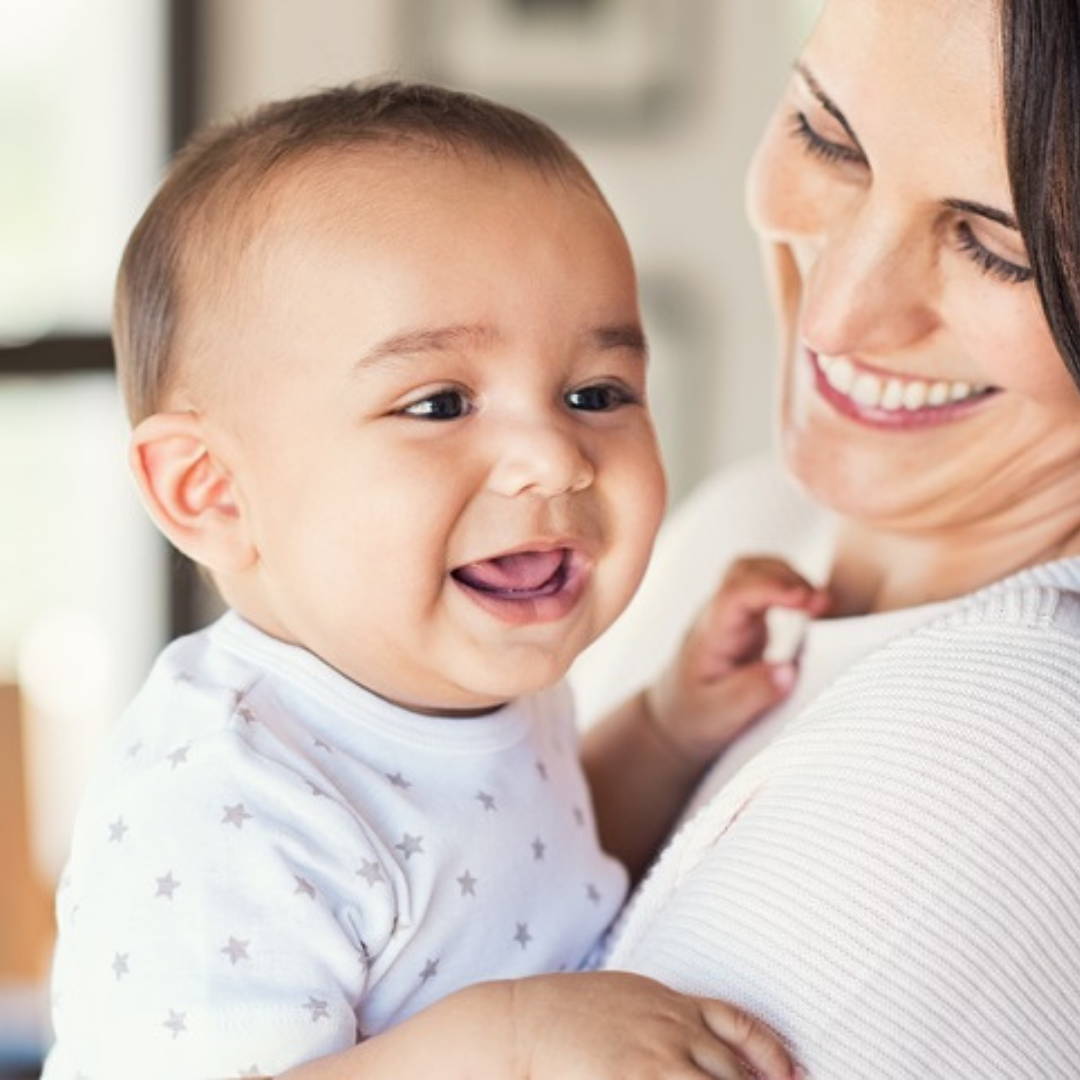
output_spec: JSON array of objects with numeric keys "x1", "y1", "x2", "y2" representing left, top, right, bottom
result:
[
  {"x1": 645, "y1": 556, "x2": 830, "y2": 769},
  {"x1": 510, "y1": 970, "x2": 802, "y2": 1080}
]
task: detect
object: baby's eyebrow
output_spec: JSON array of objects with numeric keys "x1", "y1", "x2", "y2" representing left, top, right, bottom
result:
[
  {"x1": 592, "y1": 323, "x2": 648, "y2": 359},
  {"x1": 353, "y1": 323, "x2": 496, "y2": 373},
  {"x1": 352, "y1": 321, "x2": 647, "y2": 373}
]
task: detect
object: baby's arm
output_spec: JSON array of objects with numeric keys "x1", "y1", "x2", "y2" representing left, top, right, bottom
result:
[
  {"x1": 582, "y1": 557, "x2": 828, "y2": 878},
  {"x1": 276, "y1": 971, "x2": 800, "y2": 1080}
]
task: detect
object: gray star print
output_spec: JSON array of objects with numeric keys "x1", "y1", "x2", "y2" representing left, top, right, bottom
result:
[
  {"x1": 222, "y1": 803, "x2": 253, "y2": 829},
  {"x1": 237, "y1": 1067, "x2": 262, "y2": 1078},
  {"x1": 166, "y1": 744, "x2": 190, "y2": 769},
  {"x1": 155, "y1": 871, "x2": 180, "y2": 899},
  {"x1": 236, "y1": 704, "x2": 257, "y2": 724},
  {"x1": 108, "y1": 817, "x2": 128, "y2": 843},
  {"x1": 357, "y1": 859, "x2": 385, "y2": 887},
  {"x1": 127, "y1": 741, "x2": 142, "y2": 758},
  {"x1": 221, "y1": 937, "x2": 250, "y2": 964},
  {"x1": 303, "y1": 995, "x2": 330, "y2": 1022},
  {"x1": 420, "y1": 958, "x2": 439, "y2": 983},
  {"x1": 163, "y1": 1009, "x2": 187, "y2": 1038},
  {"x1": 476, "y1": 791, "x2": 497, "y2": 811},
  {"x1": 395, "y1": 833, "x2": 424, "y2": 860},
  {"x1": 306, "y1": 780, "x2": 326, "y2": 797},
  {"x1": 536, "y1": 760, "x2": 548, "y2": 781},
  {"x1": 586, "y1": 883, "x2": 602, "y2": 904},
  {"x1": 572, "y1": 805, "x2": 585, "y2": 826},
  {"x1": 112, "y1": 953, "x2": 129, "y2": 980},
  {"x1": 313, "y1": 737, "x2": 332, "y2": 752},
  {"x1": 514, "y1": 923, "x2": 533, "y2": 950},
  {"x1": 294, "y1": 876, "x2": 316, "y2": 899},
  {"x1": 532, "y1": 837, "x2": 546, "y2": 861},
  {"x1": 387, "y1": 771, "x2": 411, "y2": 789},
  {"x1": 457, "y1": 870, "x2": 478, "y2": 896}
]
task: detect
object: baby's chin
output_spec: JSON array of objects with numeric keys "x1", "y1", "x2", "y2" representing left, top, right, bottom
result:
[{"x1": 452, "y1": 650, "x2": 577, "y2": 706}]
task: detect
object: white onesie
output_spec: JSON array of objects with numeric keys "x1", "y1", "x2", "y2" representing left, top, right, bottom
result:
[{"x1": 43, "y1": 611, "x2": 626, "y2": 1080}]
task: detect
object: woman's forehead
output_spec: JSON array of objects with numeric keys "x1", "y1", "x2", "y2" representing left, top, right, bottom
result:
[{"x1": 806, "y1": 0, "x2": 1008, "y2": 199}]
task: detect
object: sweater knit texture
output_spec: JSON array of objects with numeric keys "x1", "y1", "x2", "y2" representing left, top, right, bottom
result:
[{"x1": 578, "y1": 458, "x2": 1080, "y2": 1080}]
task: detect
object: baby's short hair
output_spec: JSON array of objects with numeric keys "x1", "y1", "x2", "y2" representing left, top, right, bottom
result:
[{"x1": 114, "y1": 80, "x2": 600, "y2": 423}]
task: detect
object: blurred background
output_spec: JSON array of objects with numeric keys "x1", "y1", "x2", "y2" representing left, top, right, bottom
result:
[{"x1": 1, "y1": 0, "x2": 818, "y2": 1073}]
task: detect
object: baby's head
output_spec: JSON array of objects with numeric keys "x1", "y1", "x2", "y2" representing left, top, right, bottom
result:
[{"x1": 120, "y1": 81, "x2": 666, "y2": 714}]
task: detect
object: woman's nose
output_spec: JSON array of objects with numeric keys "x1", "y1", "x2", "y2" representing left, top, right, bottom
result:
[
  {"x1": 799, "y1": 196, "x2": 940, "y2": 358},
  {"x1": 485, "y1": 418, "x2": 596, "y2": 500}
]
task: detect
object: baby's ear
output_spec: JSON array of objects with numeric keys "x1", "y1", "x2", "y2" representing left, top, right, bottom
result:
[{"x1": 129, "y1": 411, "x2": 255, "y2": 574}]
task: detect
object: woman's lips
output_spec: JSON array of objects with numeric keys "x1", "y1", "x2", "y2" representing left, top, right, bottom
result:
[
  {"x1": 450, "y1": 547, "x2": 589, "y2": 625},
  {"x1": 807, "y1": 348, "x2": 1001, "y2": 430}
]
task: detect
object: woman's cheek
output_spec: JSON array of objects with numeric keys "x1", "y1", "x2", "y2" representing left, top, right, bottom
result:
[
  {"x1": 746, "y1": 109, "x2": 825, "y2": 241},
  {"x1": 942, "y1": 275, "x2": 1068, "y2": 401}
]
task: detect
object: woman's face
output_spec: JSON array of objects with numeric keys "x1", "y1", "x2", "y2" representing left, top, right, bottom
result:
[{"x1": 748, "y1": 0, "x2": 1080, "y2": 533}]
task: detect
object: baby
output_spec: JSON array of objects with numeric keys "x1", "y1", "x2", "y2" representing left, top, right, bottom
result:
[{"x1": 44, "y1": 82, "x2": 821, "y2": 1080}]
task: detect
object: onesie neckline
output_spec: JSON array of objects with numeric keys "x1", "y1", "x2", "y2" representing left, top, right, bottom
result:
[{"x1": 208, "y1": 610, "x2": 539, "y2": 754}]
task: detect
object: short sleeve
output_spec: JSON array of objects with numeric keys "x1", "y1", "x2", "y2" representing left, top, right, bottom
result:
[{"x1": 47, "y1": 727, "x2": 399, "y2": 1080}]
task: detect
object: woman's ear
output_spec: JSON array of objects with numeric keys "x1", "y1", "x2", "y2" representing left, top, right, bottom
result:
[{"x1": 129, "y1": 411, "x2": 256, "y2": 574}]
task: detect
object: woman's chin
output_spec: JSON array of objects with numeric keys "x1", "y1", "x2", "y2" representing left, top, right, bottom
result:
[{"x1": 781, "y1": 422, "x2": 933, "y2": 526}]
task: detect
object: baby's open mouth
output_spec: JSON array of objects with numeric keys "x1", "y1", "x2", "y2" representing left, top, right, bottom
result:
[{"x1": 451, "y1": 548, "x2": 571, "y2": 600}]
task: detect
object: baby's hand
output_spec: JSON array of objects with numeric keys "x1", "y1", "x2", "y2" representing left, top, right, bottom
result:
[
  {"x1": 645, "y1": 556, "x2": 829, "y2": 768},
  {"x1": 512, "y1": 970, "x2": 801, "y2": 1080}
]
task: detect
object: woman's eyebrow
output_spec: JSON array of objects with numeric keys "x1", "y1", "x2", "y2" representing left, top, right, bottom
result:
[
  {"x1": 943, "y1": 198, "x2": 1020, "y2": 231},
  {"x1": 794, "y1": 62, "x2": 865, "y2": 156}
]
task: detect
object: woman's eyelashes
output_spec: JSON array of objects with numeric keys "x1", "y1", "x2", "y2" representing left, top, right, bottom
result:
[
  {"x1": 790, "y1": 110, "x2": 864, "y2": 166},
  {"x1": 954, "y1": 221, "x2": 1033, "y2": 285},
  {"x1": 789, "y1": 109, "x2": 1034, "y2": 286},
  {"x1": 397, "y1": 381, "x2": 641, "y2": 421}
]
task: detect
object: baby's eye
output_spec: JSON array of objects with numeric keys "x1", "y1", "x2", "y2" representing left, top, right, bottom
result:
[
  {"x1": 565, "y1": 382, "x2": 639, "y2": 413},
  {"x1": 400, "y1": 389, "x2": 471, "y2": 421}
]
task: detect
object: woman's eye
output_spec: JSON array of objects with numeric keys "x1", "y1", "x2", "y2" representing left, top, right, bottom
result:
[
  {"x1": 954, "y1": 221, "x2": 1033, "y2": 285},
  {"x1": 400, "y1": 389, "x2": 470, "y2": 420},
  {"x1": 565, "y1": 383, "x2": 638, "y2": 412},
  {"x1": 789, "y1": 111, "x2": 865, "y2": 167}
]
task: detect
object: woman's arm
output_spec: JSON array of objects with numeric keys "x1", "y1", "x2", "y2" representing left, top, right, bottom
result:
[{"x1": 583, "y1": 557, "x2": 828, "y2": 879}]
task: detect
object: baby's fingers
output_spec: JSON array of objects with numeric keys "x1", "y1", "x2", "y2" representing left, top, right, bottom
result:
[
  {"x1": 688, "y1": 1037, "x2": 758, "y2": 1079},
  {"x1": 701, "y1": 557, "x2": 829, "y2": 667},
  {"x1": 696, "y1": 999, "x2": 801, "y2": 1080}
]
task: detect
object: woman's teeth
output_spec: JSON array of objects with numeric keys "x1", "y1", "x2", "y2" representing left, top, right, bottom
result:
[{"x1": 819, "y1": 354, "x2": 989, "y2": 411}]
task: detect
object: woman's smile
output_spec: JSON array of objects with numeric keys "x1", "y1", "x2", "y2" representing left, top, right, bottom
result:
[{"x1": 806, "y1": 347, "x2": 1001, "y2": 430}]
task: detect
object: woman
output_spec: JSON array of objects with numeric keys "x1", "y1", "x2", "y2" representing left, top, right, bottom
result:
[{"x1": 575, "y1": 0, "x2": 1080, "y2": 1076}]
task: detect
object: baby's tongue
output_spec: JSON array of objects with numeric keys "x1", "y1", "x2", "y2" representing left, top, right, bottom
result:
[{"x1": 455, "y1": 549, "x2": 564, "y2": 592}]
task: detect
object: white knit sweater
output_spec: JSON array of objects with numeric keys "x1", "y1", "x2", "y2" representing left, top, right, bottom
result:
[{"x1": 576, "y1": 459, "x2": 1080, "y2": 1080}]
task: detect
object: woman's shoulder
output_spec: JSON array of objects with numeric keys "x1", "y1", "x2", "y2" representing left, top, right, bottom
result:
[{"x1": 791, "y1": 572, "x2": 1080, "y2": 785}]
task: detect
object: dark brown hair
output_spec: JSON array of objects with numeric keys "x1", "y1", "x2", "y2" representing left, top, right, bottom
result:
[
  {"x1": 1001, "y1": 0, "x2": 1080, "y2": 389},
  {"x1": 113, "y1": 80, "x2": 600, "y2": 422}
]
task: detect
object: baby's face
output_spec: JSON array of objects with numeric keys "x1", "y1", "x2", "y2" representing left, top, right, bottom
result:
[{"x1": 208, "y1": 150, "x2": 666, "y2": 712}]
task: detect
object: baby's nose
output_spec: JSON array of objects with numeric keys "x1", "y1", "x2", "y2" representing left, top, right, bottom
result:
[{"x1": 485, "y1": 421, "x2": 595, "y2": 499}]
